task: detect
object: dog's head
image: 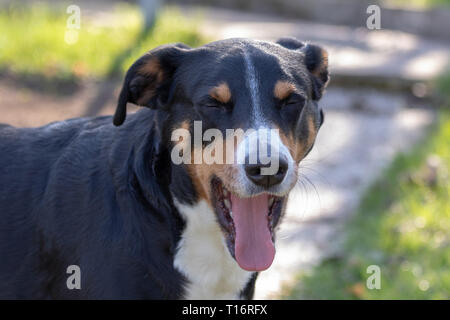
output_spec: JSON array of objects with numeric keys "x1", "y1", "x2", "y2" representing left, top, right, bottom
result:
[{"x1": 115, "y1": 38, "x2": 329, "y2": 271}]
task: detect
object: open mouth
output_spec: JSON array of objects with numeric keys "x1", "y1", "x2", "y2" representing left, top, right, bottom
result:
[{"x1": 211, "y1": 177, "x2": 284, "y2": 271}]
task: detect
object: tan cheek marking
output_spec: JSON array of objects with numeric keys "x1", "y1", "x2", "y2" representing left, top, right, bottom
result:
[
  {"x1": 186, "y1": 134, "x2": 241, "y2": 206},
  {"x1": 296, "y1": 114, "x2": 319, "y2": 160},
  {"x1": 306, "y1": 115, "x2": 318, "y2": 149},
  {"x1": 279, "y1": 131, "x2": 303, "y2": 163},
  {"x1": 187, "y1": 164, "x2": 209, "y2": 202},
  {"x1": 274, "y1": 80, "x2": 295, "y2": 100},
  {"x1": 187, "y1": 135, "x2": 227, "y2": 203},
  {"x1": 172, "y1": 120, "x2": 191, "y2": 149},
  {"x1": 179, "y1": 121, "x2": 190, "y2": 131},
  {"x1": 274, "y1": 124, "x2": 300, "y2": 162},
  {"x1": 188, "y1": 161, "x2": 237, "y2": 205},
  {"x1": 209, "y1": 82, "x2": 231, "y2": 104},
  {"x1": 277, "y1": 116, "x2": 318, "y2": 163}
]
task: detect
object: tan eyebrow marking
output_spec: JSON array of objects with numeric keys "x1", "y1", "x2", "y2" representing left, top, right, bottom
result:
[
  {"x1": 274, "y1": 80, "x2": 296, "y2": 100},
  {"x1": 209, "y1": 82, "x2": 232, "y2": 104},
  {"x1": 306, "y1": 114, "x2": 318, "y2": 150}
]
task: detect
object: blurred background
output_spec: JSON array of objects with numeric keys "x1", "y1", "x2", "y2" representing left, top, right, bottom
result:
[{"x1": 0, "y1": 0, "x2": 448, "y2": 299}]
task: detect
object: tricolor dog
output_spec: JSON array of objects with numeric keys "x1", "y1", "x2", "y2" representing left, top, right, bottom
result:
[{"x1": 0, "y1": 37, "x2": 328, "y2": 299}]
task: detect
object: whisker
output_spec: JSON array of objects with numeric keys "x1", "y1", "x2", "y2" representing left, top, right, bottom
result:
[
  {"x1": 298, "y1": 164, "x2": 332, "y2": 188},
  {"x1": 302, "y1": 174, "x2": 322, "y2": 210}
]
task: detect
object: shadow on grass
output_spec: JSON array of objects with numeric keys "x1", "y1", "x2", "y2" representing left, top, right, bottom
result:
[{"x1": 0, "y1": 69, "x2": 82, "y2": 96}]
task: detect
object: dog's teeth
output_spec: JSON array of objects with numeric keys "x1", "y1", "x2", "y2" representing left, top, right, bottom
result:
[
  {"x1": 230, "y1": 211, "x2": 233, "y2": 217},
  {"x1": 224, "y1": 199, "x2": 231, "y2": 210},
  {"x1": 223, "y1": 189, "x2": 229, "y2": 197},
  {"x1": 269, "y1": 197, "x2": 274, "y2": 207}
]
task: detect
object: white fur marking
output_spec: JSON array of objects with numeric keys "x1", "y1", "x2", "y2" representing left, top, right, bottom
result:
[
  {"x1": 173, "y1": 199, "x2": 252, "y2": 300},
  {"x1": 243, "y1": 51, "x2": 265, "y2": 126}
]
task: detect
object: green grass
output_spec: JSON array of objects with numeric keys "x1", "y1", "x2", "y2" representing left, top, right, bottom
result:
[
  {"x1": 384, "y1": 0, "x2": 450, "y2": 8},
  {"x1": 0, "y1": 3, "x2": 206, "y2": 81},
  {"x1": 285, "y1": 84, "x2": 450, "y2": 299}
]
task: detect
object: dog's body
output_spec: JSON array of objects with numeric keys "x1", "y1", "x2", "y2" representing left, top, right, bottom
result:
[
  {"x1": 0, "y1": 38, "x2": 328, "y2": 299},
  {"x1": 0, "y1": 111, "x2": 255, "y2": 299}
]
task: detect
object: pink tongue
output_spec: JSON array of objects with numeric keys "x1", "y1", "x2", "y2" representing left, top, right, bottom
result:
[{"x1": 231, "y1": 193, "x2": 275, "y2": 271}]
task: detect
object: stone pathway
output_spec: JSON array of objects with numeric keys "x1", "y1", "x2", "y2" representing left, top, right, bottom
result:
[{"x1": 185, "y1": 6, "x2": 449, "y2": 83}]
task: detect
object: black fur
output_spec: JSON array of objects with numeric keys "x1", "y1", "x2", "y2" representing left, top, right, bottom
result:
[{"x1": 0, "y1": 111, "x2": 188, "y2": 298}]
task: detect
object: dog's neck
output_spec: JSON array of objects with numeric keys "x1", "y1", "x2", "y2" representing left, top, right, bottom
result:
[
  {"x1": 115, "y1": 110, "x2": 253, "y2": 299},
  {"x1": 173, "y1": 198, "x2": 253, "y2": 299}
]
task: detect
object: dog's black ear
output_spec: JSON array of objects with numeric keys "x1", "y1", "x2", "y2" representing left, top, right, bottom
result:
[
  {"x1": 303, "y1": 44, "x2": 329, "y2": 100},
  {"x1": 277, "y1": 38, "x2": 329, "y2": 100},
  {"x1": 113, "y1": 43, "x2": 191, "y2": 126}
]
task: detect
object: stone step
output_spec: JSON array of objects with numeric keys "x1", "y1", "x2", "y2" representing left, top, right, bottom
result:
[{"x1": 184, "y1": 6, "x2": 450, "y2": 86}]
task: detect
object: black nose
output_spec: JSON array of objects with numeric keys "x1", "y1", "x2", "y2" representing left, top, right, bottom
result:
[{"x1": 244, "y1": 157, "x2": 288, "y2": 188}]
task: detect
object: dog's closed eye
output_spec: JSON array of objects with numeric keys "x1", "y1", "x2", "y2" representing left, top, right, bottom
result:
[
  {"x1": 201, "y1": 97, "x2": 232, "y2": 112},
  {"x1": 278, "y1": 93, "x2": 306, "y2": 110},
  {"x1": 284, "y1": 95, "x2": 306, "y2": 107}
]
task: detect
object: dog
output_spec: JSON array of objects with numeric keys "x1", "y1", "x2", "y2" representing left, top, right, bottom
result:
[{"x1": 0, "y1": 37, "x2": 328, "y2": 299}]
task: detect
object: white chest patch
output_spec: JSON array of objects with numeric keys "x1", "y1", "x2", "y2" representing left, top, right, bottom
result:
[{"x1": 173, "y1": 199, "x2": 252, "y2": 300}]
